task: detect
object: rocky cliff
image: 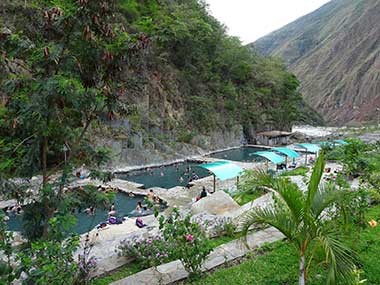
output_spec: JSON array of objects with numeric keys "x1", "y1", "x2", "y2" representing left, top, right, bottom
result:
[
  {"x1": 252, "y1": 0, "x2": 380, "y2": 126},
  {"x1": 1, "y1": 0, "x2": 316, "y2": 169}
]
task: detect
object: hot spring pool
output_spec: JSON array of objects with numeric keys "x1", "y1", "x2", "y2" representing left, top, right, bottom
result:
[
  {"x1": 209, "y1": 147, "x2": 268, "y2": 162},
  {"x1": 5, "y1": 192, "x2": 165, "y2": 235},
  {"x1": 116, "y1": 161, "x2": 211, "y2": 189}
]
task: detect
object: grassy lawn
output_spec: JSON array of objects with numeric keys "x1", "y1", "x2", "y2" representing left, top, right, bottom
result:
[
  {"x1": 188, "y1": 206, "x2": 380, "y2": 285},
  {"x1": 232, "y1": 189, "x2": 266, "y2": 206},
  {"x1": 280, "y1": 166, "x2": 309, "y2": 177},
  {"x1": 91, "y1": 263, "x2": 142, "y2": 285}
]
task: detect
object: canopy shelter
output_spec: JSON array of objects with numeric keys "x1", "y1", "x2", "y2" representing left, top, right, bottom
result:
[
  {"x1": 317, "y1": 141, "x2": 333, "y2": 146},
  {"x1": 296, "y1": 143, "x2": 321, "y2": 165},
  {"x1": 272, "y1": 147, "x2": 301, "y2": 167},
  {"x1": 334, "y1": 139, "x2": 349, "y2": 145},
  {"x1": 199, "y1": 161, "x2": 243, "y2": 193},
  {"x1": 296, "y1": 143, "x2": 321, "y2": 153},
  {"x1": 252, "y1": 151, "x2": 285, "y2": 171}
]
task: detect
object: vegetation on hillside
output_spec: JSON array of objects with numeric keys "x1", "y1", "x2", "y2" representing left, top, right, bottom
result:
[{"x1": 1, "y1": 0, "x2": 313, "y2": 177}]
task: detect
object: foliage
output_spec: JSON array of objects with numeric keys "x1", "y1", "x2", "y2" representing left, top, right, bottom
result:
[
  {"x1": 232, "y1": 170, "x2": 270, "y2": 206},
  {"x1": 20, "y1": 184, "x2": 114, "y2": 241},
  {"x1": 118, "y1": 234, "x2": 171, "y2": 269},
  {"x1": 77, "y1": 234, "x2": 98, "y2": 285},
  {"x1": 0, "y1": 213, "x2": 20, "y2": 284},
  {"x1": 118, "y1": 209, "x2": 214, "y2": 279},
  {"x1": 0, "y1": 0, "x2": 310, "y2": 171},
  {"x1": 241, "y1": 152, "x2": 356, "y2": 284},
  {"x1": 189, "y1": 205, "x2": 380, "y2": 285},
  {"x1": 158, "y1": 208, "x2": 213, "y2": 278},
  {"x1": 90, "y1": 262, "x2": 142, "y2": 285},
  {"x1": 192, "y1": 214, "x2": 236, "y2": 238},
  {"x1": 324, "y1": 139, "x2": 374, "y2": 177},
  {"x1": 280, "y1": 166, "x2": 309, "y2": 177},
  {"x1": 18, "y1": 234, "x2": 80, "y2": 285},
  {"x1": 333, "y1": 187, "x2": 370, "y2": 229}
]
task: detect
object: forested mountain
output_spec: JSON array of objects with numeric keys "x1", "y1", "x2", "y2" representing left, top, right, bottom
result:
[
  {"x1": 252, "y1": 0, "x2": 380, "y2": 126},
  {"x1": 0, "y1": 0, "x2": 316, "y2": 172}
]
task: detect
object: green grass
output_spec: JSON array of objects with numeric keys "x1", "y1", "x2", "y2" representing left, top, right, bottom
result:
[
  {"x1": 280, "y1": 166, "x2": 309, "y2": 177},
  {"x1": 91, "y1": 263, "x2": 142, "y2": 285},
  {"x1": 187, "y1": 205, "x2": 380, "y2": 285},
  {"x1": 232, "y1": 189, "x2": 266, "y2": 206}
]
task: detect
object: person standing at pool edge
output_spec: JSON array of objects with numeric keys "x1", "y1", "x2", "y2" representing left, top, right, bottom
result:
[{"x1": 147, "y1": 189, "x2": 154, "y2": 200}]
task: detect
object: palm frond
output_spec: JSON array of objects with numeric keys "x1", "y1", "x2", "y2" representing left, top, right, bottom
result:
[
  {"x1": 311, "y1": 182, "x2": 341, "y2": 219},
  {"x1": 271, "y1": 178, "x2": 305, "y2": 225},
  {"x1": 240, "y1": 206, "x2": 298, "y2": 247},
  {"x1": 317, "y1": 232, "x2": 356, "y2": 285},
  {"x1": 306, "y1": 151, "x2": 325, "y2": 210}
]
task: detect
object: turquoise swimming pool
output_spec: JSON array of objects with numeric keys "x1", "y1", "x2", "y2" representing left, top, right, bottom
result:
[
  {"x1": 209, "y1": 147, "x2": 268, "y2": 162},
  {"x1": 116, "y1": 161, "x2": 211, "y2": 189},
  {"x1": 5, "y1": 192, "x2": 164, "y2": 235}
]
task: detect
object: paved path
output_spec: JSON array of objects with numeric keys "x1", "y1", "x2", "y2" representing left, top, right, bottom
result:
[{"x1": 110, "y1": 227, "x2": 284, "y2": 285}]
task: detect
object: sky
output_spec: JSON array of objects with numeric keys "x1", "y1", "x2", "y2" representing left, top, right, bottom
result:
[{"x1": 205, "y1": 0, "x2": 331, "y2": 44}]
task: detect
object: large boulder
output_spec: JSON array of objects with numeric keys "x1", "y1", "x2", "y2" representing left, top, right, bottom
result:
[{"x1": 191, "y1": 191, "x2": 240, "y2": 216}]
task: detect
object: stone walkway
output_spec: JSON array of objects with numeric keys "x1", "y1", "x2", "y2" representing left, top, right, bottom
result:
[{"x1": 110, "y1": 227, "x2": 284, "y2": 285}]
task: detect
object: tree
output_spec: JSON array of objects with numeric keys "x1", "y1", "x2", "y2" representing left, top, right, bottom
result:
[
  {"x1": 1, "y1": 0, "x2": 138, "y2": 238},
  {"x1": 241, "y1": 152, "x2": 356, "y2": 285}
]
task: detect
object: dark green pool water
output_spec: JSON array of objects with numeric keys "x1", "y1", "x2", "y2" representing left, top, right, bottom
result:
[
  {"x1": 6, "y1": 192, "x2": 161, "y2": 235},
  {"x1": 116, "y1": 161, "x2": 211, "y2": 189},
  {"x1": 209, "y1": 147, "x2": 268, "y2": 162}
]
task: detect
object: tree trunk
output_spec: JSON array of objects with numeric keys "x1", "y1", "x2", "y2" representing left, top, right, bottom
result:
[
  {"x1": 299, "y1": 254, "x2": 306, "y2": 285},
  {"x1": 42, "y1": 136, "x2": 48, "y2": 186},
  {"x1": 67, "y1": 118, "x2": 92, "y2": 161}
]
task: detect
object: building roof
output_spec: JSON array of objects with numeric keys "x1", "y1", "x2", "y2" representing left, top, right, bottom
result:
[{"x1": 199, "y1": 161, "x2": 243, "y2": 181}]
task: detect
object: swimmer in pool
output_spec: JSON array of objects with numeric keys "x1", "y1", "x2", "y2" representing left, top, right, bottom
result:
[
  {"x1": 136, "y1": 201, "x2": 143, "y2": 211},
  {"x1": 86, "y1": 206, "x2": 95, "y2": 215}
]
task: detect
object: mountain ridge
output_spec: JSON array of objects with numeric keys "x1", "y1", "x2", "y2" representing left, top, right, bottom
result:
[{"x1": 251, "y1": 0, "x2": 380, "y2": 126}]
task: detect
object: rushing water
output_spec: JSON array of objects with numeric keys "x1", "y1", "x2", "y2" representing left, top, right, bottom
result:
[
  {"x1": 5, "y1": 192, "x2": 164, "y2": 235},
  {"x1": 116, "y1": 161, "x2": 211, "y2": 189},
  {"x1": 209, "y1": 147, "x2": 268, "y2": 162}
]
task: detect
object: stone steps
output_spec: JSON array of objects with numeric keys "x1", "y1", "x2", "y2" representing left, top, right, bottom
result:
[{"x1": 110, "y1": 227, "x2": 284, "y2": 285}]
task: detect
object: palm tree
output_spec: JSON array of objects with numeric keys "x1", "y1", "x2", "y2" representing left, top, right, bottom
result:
[{"x1": 241, "y1": 152, "x2": 356, "y2": 285}]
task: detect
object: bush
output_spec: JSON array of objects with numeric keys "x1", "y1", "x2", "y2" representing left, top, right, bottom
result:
[
  {"x1": 159, "y1": 209, "x2": 213, "y2": 278},
  {"x1": 118, "y1": 209, "x2": 213, "y2": 278},
  {"x1": 118, "y1": 234, "x2": 171, "y2": 269},
  {"x1": 191, "y1": 214, "x2": 236, "y2": 238}
]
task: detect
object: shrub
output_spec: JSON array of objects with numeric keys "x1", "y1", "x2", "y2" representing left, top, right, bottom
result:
[
  {"x1": 191, "y1": 214, "x2": 236, "y2": 238},
  {"x1": 119, "y1": 209, "x2": 214, "y2": 279},
  {"x1": 159, "y1": 209, "x2": 213, "y2": 278},
  {"x1": 118, "y1": 234, "x2": 171, "y2": 269}
]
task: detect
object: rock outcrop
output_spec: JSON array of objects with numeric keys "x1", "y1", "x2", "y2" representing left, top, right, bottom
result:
[{"x1": 191, "y1": 191, "x2": 240, "y2": 216}]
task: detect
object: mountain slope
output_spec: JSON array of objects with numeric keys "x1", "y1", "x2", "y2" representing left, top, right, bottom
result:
[
  {"x1": 252, "y1": 0, "x2": 380, "y2": 125},
  {"x1": 0, "y1": 0, "x2": 317, "y2": 170}
]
